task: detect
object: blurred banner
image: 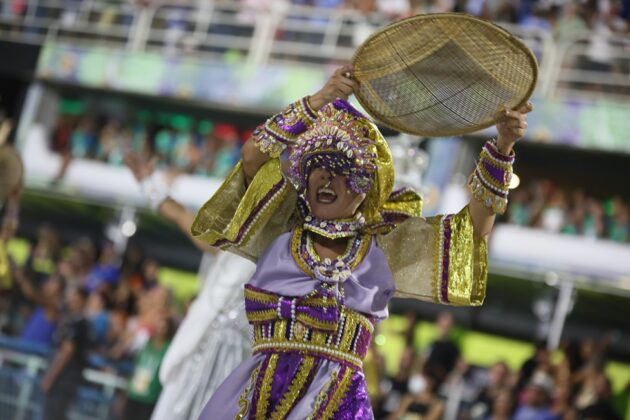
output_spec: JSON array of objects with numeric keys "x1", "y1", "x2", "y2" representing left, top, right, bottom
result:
[
  {"x1": 37, "y1": 42, "x2": 630, "y2": 154},
  {"x1": 37, "y1": 42, "x2": 328, "y2": 112}
]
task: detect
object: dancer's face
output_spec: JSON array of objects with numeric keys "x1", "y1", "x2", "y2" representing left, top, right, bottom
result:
[{"x1": 306, "y1": 167, "x2": 366, "y2": 220}]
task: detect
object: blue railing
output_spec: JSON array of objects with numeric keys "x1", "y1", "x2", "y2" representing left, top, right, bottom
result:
[{"x1": 0, "y1": 335, "x2": 127, "y2": 420}]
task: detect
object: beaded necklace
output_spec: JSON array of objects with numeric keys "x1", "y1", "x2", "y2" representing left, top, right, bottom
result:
[
  {"x1": 302, "y1": 212, "x2": 366, "y2": 240},
  {"x1": 291, "y1": 226, "x2": 371, "y2": 287}
]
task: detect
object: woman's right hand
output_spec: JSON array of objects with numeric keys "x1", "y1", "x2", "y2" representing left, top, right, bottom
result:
[{"x1": 309, "y1": 65, "x2": 359, "y2": 111}]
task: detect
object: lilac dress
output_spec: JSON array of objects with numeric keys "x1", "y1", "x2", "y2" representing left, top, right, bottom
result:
[{"x1": 198, "y1": 230, "x2": 395, "y2": 419}]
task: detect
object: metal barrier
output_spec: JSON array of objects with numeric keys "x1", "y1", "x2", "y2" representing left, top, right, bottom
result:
[
  {"x1": 0, "y1": 0, "x2": 629, "y2": 102},
  {"x1": 0, "y1": 336, "x2": 127, "y2": 420},
  {"x1": 550, "y1": 33, "x2": 630, "y2": 101}
]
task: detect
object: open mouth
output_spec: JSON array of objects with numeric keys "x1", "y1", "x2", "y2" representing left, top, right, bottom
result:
[{"x1": 316, "y1": 187, "x2": 337, "y2": 204}]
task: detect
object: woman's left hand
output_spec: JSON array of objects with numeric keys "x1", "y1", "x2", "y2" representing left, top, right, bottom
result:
[{"x1": 496, "y1": 101, "x2": 534, "y2": 155}]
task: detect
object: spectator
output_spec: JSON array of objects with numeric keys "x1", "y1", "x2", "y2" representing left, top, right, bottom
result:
[
  {"x1": 517, "y1": 342, "x2": 551, "y2": 392},
  {"x1": 41, "y1": 287, "x2": 90, "y2": 420},
  {"x1": 425, "y1": 311, "x2": 460, "y2": 378},
  {"x1": 472, "y1": 361, "x2": 513, "y2": 418},
  {"x1": 141, "y1": 258, "x2": 160, "y2": 290},
  {"x1": 70, "y1": 117, "x2": 97, "y2": 159},
  {"x1": 583, "y1": 198, "x2": 605, "y2": 238},
  {"x1": 514, "y1": 371, "x2": 557, "y2": 420},
  {"x1": 23, "y1": 224, "x2": 62, "y2": 286},
  {"x1": 578, "y1": 372, "x2": 621, "y2": 420},
  {"x1": 96, "y1": 120, "x2": 123, "y2": 164},
  {"x1": 86, "y1": 290, "x2": 111, "y2": 349},
  {"x1": 85, "y1": 241, "x2": 121, "y2": 292},
  {"x1": 374, "y1": 321, "x2": 416, "y2": 418},
  {"x1": 554, "y1": 1, "x2": 588, "y2": 42},
  {"x1": 18, "y1": 274, "x2": 64, "y2": 348},
  {"x1": 209, "y1": 123, "x2": 241, "y2": 178},
  {"x1": 507, "y1": 188, "x2": 532, "y2": 226},
  {"x1": 58, "y1": 237, "x2": 97, "y2": 288},
  {"x1": 607, "y1": 198, "x2": 629, "y2": 242},
  {"x1": 386, "y1": 363, "x2": 445, "y2": 420},
  {"x1": 504, "y1": 179, "x2": 629, "y2": 242},
  {"x1": 51, "y1": 114, "x2": 76, "y2": 154},
  {"x1": 540, "y1": 189, "x2": 567, "y2": 233},
  {"x1": 124, "y1": 315, "x2": 174, "y2": 420},
  {"x1": 488, "y1": 388, "x2": 517, "y2": 420}
]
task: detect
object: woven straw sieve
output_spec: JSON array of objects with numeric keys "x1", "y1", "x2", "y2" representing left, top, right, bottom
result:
[{"x1": 351, "y1": 13, "x2": 538, "y2": 137}]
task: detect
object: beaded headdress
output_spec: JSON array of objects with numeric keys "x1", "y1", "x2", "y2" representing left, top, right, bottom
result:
[
  {"x1": 288, "y1": 99, "x2": 403, "y2": 230},
  {"x1": 288, "y1": 100, "x2": 378, "y2": 195}
]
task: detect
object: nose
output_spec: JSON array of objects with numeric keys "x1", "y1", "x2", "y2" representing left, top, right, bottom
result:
[{"x1": 319, "y1": 169, "x2": 334, "y2": 183}]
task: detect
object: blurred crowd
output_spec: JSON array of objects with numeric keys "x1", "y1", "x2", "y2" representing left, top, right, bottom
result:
[
  {"x1": 505, "y1": 179, "x2": 630, "y2": 243},
  {"x1": 321, "y1": 0, "x2": 629, "y2": 36},
  {"x1": 5, "y1": 0, "x2": 629, "y2": 39},
  {"x1": 49, "y1": 104, "x2": 247, "y2": 179},
  {"x1": 368, "y1": 312, "x2": 628, "y2": 420},
  {"x1": 0, "y1": 222, "x2": 629, "y2": 418},
  {"x1": 0, "y1": 223, "x2": 186, "y2": 419}
]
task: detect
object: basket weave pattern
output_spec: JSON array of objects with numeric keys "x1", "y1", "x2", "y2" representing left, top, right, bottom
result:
[{"x1": 352, "y1": 14, "x2": 538, "y2": 137}]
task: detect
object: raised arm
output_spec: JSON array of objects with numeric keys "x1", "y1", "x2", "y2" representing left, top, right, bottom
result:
[
  {"x1": 469, "y1": 102, "x2": 534, "y2": 239},
  {"x1": 124, "y1": 153, "x2": 217, "y2": 255},
  {"x1": 241, "y1": 65, "x2": 359, "y2": 182}
]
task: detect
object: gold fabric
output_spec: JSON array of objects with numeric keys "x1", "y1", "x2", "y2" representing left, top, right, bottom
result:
[
  {"x1": 191, "y1": 159, "x2": 298, "y2": 262},
  {"x1": 361, "y1": 121, "x2": 396, "y2": 228},
  {"x1": 377, "y1": 206, "x2": 487, "y2": 306},
  {"x1": 190, "y1": 153, "x2": 417, "y2": 258},
  {"x1": 352, "y1": 13, "x2": 538, "y2": 137},
  {"x1": 254, "y1": 353, "x2": 278, "y2": 420},
  {"x1": 251, "y1": 309, "x2": 374, "y2": 370},
  {"x1": 192, "y1": 160, "x2": 487, "y2": 306}
]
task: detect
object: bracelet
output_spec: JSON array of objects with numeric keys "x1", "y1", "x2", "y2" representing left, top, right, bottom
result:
[
  {"x1": 253, "y1": 96, "x2": 318, "y2": 158},
  {"x1": 468, "y1": 139, "x2": 514, "y2": 215},
  {"x1": 140, "y1": 172, "x2": 170, "y2": 211}
]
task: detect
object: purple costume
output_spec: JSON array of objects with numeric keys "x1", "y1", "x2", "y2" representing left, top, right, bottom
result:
[
  {"x1": 199, "y1": 231, "x2": 392, "y2": 419},
  {"x1": 192, "y1": 99, "x2": 489, "y2": 419}
]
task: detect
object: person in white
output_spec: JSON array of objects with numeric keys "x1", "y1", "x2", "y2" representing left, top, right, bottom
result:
[{"x1": 124, "y1": 154, "x2": 255, "y2": 420}]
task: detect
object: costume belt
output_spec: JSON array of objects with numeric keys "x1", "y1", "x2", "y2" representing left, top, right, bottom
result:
[{"x1": 245, "y1": 285, "x2": 374, "y2": 369}]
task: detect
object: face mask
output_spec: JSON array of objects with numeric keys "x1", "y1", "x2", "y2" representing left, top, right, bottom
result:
[{"x1": 408, "y1": 374, "x2": 427, "y2": 395}]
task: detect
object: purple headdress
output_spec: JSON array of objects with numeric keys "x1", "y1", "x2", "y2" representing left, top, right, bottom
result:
[{"x1": 288, "y1": 100, "x2": 379, "y2": 196}]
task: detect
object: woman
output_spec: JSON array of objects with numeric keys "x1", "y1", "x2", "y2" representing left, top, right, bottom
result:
[{"x1": 193, "y1": 65, "x2": 532, "y2": 419}]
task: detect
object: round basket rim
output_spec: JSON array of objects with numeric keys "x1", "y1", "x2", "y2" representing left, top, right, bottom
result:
[{"x1": 351, "y1": 12, "x2": 539, "y2": 137}]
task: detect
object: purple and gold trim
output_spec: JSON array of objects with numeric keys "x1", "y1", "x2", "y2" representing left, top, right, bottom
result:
[
  {"x1": 468, "y1": 139, "x2": 514, "y2": 215},
  {"x1": 307, "y1": 366, "x2": 355, "y2": 419},
  {"x1": 290, "y1": 226, "x2": 371, "y2": 281},
  {"x1": 213, "y1": 176, "x2": 288, "y2": 249},
  {"x1": 245, "y1": 285, "x2": 340, "y2": 332},
  {"x1": 253, "y1": 96, "x2": 318, "y2": 158},
  {"x1": 250, "y1": 353, "x2": 277, "y2": 420},
  {"x1": 435, "y1": 214, "x2": 454, "y2": 304},
  {"x1": 246, "y1": 286, "x2": 374, "y2": 371}
]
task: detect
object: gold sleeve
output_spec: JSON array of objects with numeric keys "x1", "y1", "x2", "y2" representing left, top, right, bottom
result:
[
  {"x1": 376, "y1": 206, "x2": 488, "y2": 306},
  {"x1": 191, "y1": 159, "x2": 298, "y2": 262}
]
